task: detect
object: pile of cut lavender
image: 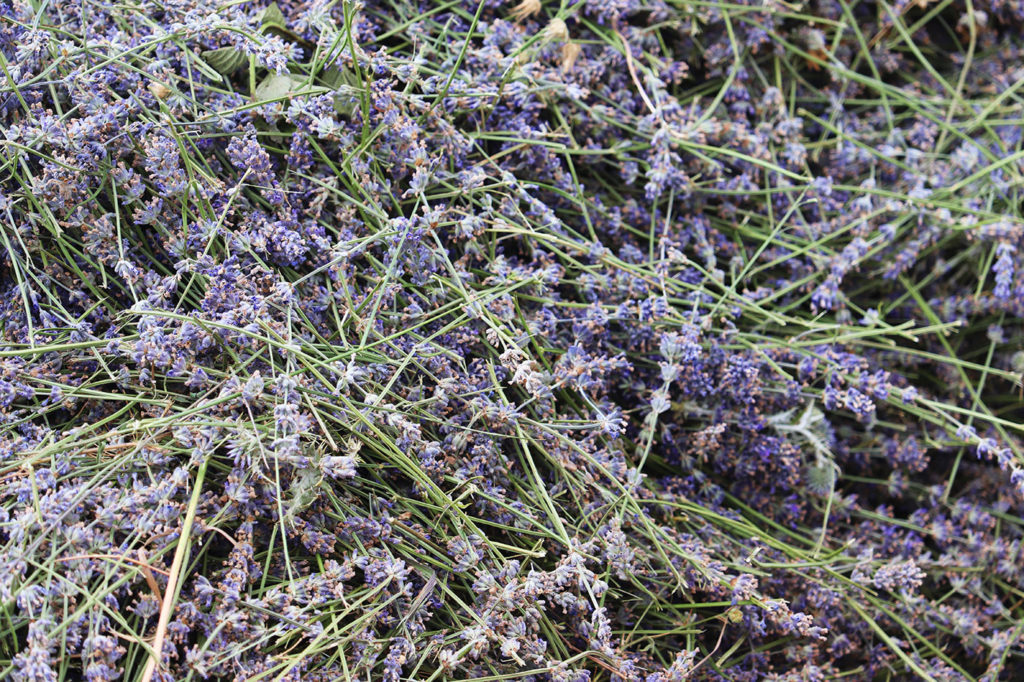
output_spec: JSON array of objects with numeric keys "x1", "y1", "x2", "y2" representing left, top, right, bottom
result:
[{"x1": 1, "y1": 0, "x2": 1023, "y2": 679}]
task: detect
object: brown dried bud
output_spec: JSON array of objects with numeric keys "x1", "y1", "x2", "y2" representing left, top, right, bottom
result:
[{"x1": 148, "y1": 81, "x2": 171, "y2": 100}]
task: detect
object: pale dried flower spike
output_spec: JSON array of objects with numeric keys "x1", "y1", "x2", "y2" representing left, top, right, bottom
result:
[
  {"x1": 542, "y1": 17, "x2": 569, "y2": 43},
  {"x1": 509, "y1": 0, "x2": 541, "y2": 21},
  {"x1": 561, "y1": 42, "x2": 581, "y2": 72}
]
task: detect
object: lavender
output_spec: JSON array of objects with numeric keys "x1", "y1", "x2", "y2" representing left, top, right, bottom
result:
[{"x1": 0, "y1": 0, "x2": 1022, "y2": 678}]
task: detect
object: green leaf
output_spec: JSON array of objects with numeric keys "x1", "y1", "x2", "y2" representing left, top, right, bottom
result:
[
  {"x1": 333, "y1": 94, "x2": 358, "y2": 118},
  {"x1": 253, "y1": 74, "x2": 332, "y2": 102},
  {"x1": 200, "y1": 47, "x2": 248, "y2": 76},
  {"x1": 319, "y1": 67, "x2": 361, "y2": 90},
  {"x1": 258, "y1": 3, "x2": 316, "y2": 49},
  {"x1": 254, "y1": 74, "x2": 296, "y2": 101},
  {"x1": 259, "y1": 2, "x2": 287, "y2": 31},
  {"x1": 189, "y1": 53, "x2": 225, "y2": 83}
]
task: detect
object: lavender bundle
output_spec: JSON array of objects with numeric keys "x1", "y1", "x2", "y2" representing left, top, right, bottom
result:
[{"x1": 0, "y1": 0, "x2": 1022, "y2": 679}]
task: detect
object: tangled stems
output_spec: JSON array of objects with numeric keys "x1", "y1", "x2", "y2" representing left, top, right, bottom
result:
[{"x1": 0, "y1": 0, "x2": 1023, "y2": 679}]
